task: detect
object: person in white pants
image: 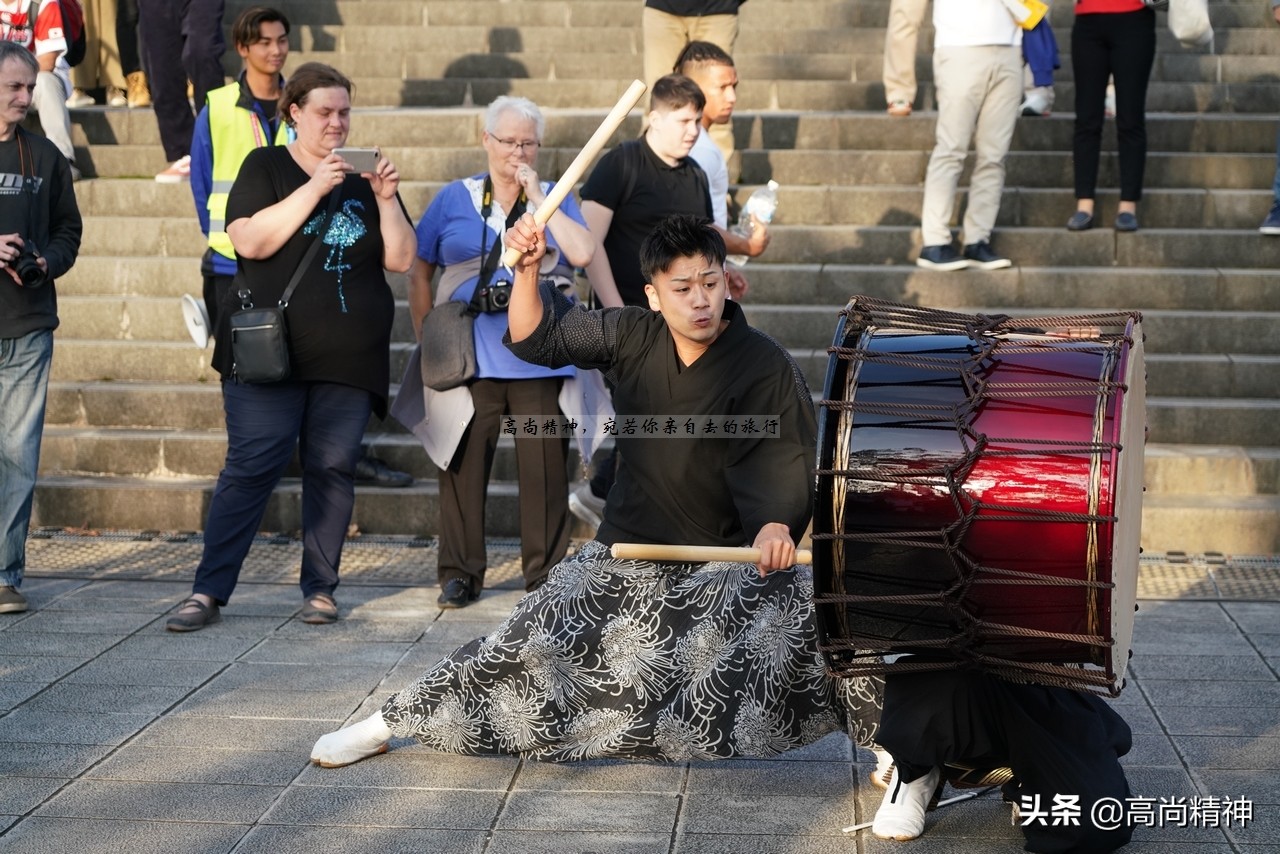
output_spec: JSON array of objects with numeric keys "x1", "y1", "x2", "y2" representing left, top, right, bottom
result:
[{"x1": 882, "y1": 0, "x2": 928, "y2": 116}]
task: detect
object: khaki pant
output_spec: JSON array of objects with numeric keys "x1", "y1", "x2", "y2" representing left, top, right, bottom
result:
[
  {"x1": 882, "y1": 0, "x2": 928, "y2": 107},
  {"x1": 72, "y1": 0, "x2": 126, "y2": 91},
  {"x1": 920, "y1": 45, "x2": 1022, "y2": 247},
  {"x1": 642, "y1": 6, "x2": 738, "y2": 164}
]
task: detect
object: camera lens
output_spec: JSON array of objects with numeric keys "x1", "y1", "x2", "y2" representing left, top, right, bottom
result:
[
  {"x1": 14, "y1": 252, "x2": 43, "y2": 288},
  {"x1": 491, "y1": 287, "x2": 510, "y2": 309}
]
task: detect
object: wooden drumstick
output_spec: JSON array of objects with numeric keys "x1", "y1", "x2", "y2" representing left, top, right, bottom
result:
[
  {"x1": 610, "y1": 543, "x2": 814, "y2": 565},
  {"x1": 500, "y1": 79, "x2": 648, "y2": 269}
]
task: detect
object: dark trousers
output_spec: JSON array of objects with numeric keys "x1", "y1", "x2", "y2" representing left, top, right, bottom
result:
[
  {"x1": 1071, "y1": 9, "x2": 1156, "y2": 202},
  {"x1": 192, "y1": 380, "x2": 372, "y2": 605},
  {"x1": 880, "y1": 670, "x2": 1133, "y2": 854},
  {"x1": 203, "y1": 271, "x2": 232, "y2": 331},
  {"x1": 137, "y1": 0, "x2": 226, "y2": 161},
  {"x1": 438, "y1": 377, "x2": 571, "y2": 594},
  {"x1": 116, "y1": 0, "x2": 142, "y2": 75}
]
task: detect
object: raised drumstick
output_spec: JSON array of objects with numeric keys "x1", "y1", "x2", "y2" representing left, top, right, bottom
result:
[
  {"x1": 610, "y1": 543, "x2": 814, "y2": 565},
  {"x1": 500, "y1": 79, "x2": 648, "y2": 269}
]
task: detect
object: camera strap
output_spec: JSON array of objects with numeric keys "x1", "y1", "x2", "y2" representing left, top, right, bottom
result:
[{"x1": 473, "y1": 175, "x2": 527, "y2": 301}]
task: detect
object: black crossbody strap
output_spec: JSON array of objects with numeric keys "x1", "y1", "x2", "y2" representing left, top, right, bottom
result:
[
  {"x1": 278, "y1": 188, "x2": 343, "y2": 308},
  {"x1": 477, "y1": 186, "x2": 528, "y2": 291}
]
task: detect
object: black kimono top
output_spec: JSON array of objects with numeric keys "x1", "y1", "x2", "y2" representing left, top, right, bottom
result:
[{"x1": 507, "y1": 286, "x2": 816, "y2": 548}]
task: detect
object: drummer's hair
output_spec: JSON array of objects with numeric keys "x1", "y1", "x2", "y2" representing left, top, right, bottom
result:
[
  {"x1": 640, "y1": 214, "x2": 726, "y2": 280},
  {"x1": 649, "y1": 74, "x2": 705, "y2": 114},
  {"x1": 674, "y1": 41, "x2": 734, "y2": 76}
]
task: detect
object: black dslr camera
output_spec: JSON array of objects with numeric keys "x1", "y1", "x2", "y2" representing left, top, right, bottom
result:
[
  {"x1": 13, "y1": 245, "x2": 46, "y2": 288},
  {"x1": 472, "y1": 278, "x2": 513, "y2": 313}
]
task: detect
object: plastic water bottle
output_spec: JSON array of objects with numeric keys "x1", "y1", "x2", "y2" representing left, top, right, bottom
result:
[{"x1": 726, "y1": 180, "x2": 779, "y2": 268}]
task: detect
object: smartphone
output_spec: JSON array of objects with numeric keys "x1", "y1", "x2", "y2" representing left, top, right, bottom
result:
[{"x1": 333, "y1": 147, "x2": 380, "y2": 174}]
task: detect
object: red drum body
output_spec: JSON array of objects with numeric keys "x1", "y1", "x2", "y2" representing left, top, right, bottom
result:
[{"x1": 813, "y1": 298, "x2": 1145, "y2": 696}]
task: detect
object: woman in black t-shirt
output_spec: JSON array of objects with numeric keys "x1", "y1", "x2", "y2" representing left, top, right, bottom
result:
[{"x1": 165, "y1": 63, "x2": 416, "y2": 633}]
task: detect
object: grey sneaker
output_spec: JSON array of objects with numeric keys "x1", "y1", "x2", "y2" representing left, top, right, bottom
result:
[
  {"x1": 0, "y1": 585, "x2": 29, "y2": 613},
  {"x1": 568, "y1": 483, "x2": 605, "y2": 530},
  {"x1": 1259, "y1": 202, "x2": 1280, "y2": 235}
]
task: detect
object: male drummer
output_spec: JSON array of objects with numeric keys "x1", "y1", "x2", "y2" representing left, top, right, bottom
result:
[{"x1": 872, "y1": 668, "x2": 1134, "y2": 853}]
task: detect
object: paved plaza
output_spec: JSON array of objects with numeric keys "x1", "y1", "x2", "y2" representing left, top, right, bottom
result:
[{"x1": 0, "y1": 531, "x2": 1277, "y2": 853}]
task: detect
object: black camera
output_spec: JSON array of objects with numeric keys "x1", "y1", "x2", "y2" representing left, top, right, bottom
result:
[
  {"x1": 472, "y1": 279, "x2": 512, "y2": 313},
  {"x1": 13, "y1": 245, "x2": 45, "y2": 288}
]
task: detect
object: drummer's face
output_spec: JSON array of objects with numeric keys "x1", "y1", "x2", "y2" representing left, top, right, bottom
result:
[{"x1": 644, "y1": 254, "x2": 728, "y2": 356}]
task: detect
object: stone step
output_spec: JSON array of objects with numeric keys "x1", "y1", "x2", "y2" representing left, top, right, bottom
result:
[
  {"x1": 1145, "y1": 445, "x2": 1280, "y2": 497},
  {"x1": 30, "y1": 472, "x2": 1278, "y2": 552}
]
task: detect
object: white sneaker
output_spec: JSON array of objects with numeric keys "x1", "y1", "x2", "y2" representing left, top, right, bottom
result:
[
  {"x1": 65, "y1": 88, "x2": 94, "y2": 108},
  {"x1": 871, "y1": 747, "x2": 895, "y2": 790},
  {"x1": 310, "y1": 712, "x2": 393, "y2": 767},
  {"x1": 568, "y1": 482, "x2": 605, "y2": 530},
  {"x1": 1020, "y1": 88, "x2": 1052, "y2": 117},
  {"x1": 107, "y1": 87, "x2": 127, "y2": 107},
  {"x1": 155, "y1": 155, "x2": 191, "y2": 183},
  {"x1": 872, "y1": 765, "x2": 941, "y2": 841}
]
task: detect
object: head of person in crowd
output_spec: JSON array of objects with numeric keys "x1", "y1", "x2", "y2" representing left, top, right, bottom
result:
[
  {"x1": 675, "y1": 41, "x2": 737, "y2": 130},
  {"x1": 232, "y1": 6, "x2": 291, "y2": 77},
  {"x1": 0, "y1": 42, "x2": 38, "y2": 138},
  {"x1": 481, "y1": 95, "x2": 545, "y2": 189},
  {"x1": 641, "y1": 214, "x2": 729, "y2": 354},
  {"x1": 280, "y1": 62, "x2": 354, "y2": 160},
  {"x1": 645, "y1": 74, "x2": 705, "y2": 165}
]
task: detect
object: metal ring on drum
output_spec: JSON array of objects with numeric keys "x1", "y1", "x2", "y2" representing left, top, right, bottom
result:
[{"x1": 811, "y1": 297, "x2": 1145, "y2": 697}]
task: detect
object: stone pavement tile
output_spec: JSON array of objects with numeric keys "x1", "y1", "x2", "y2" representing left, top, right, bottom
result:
[
  {"x1": 1109, "y1": 845, "x2": 1233, "y2": 853},
  {"x1": 295, "y1": 749, "x2": 517, "y2": 790},
  {"x1": 0, "y1": 654, "x2": 86, "y2": 681},
  {"x1": 0, "y1": 815, "x2": 14, "y2": 833},
  {"x1": 85, "y1": 745, "x2": 304, "y2": 786},
  {"x1": 1141, "y1": 681, "x2": 1280, "y2": 708},
  {"x1": 11, "y1": 578, "x2": 89, "y2": 606},
  {"x1": 681, "y1": 793, "x2": 852, "y2": 837},
  {"x1": 1125, "y1": 733, "x2": 1182, "y2": 767},
  {"x1": 0, "y1": 743, "x2": 113, "y2": 778},
  {"x1": 0, "y1": 680, "x2": 44, "y2": 710},
  {"x1": 235, "y1": 824, "x2": 487, "y2": 854},
  {"x1": 514, "y1": 758, "x2": 683, "y2": 793},
  {"x1": 498, "y1": 791, "x2": 677, "y2": 833},
  {"x1": 1121, "y1": 812, "x2": 1235, "y2": 844},
  {"x1": 0, "y1": 631, "x2": 125, "y2": 659},
  {"x1": 420, "y1": 620, "x2": 502, "y2": 646},
  {"x1": 1221, "y1": 602, "x2": 1280, "y2": 635},
  {"x1": 272, "y1": 618, "x2": 427, "y2": 643},
  {"x1": 34, "y1": 779, "x2": 283, "y2": 823},
  {"x1": 0, "y1": 709, "x2": 153, "y2": 746},
  {"x1": 678, "y1": 833, "x2": 861, "y2": 854},
  {"x1": 686, "y1": 760, "x2": 850, "y2": 797},
  {"x1": 1134, "y1": 602, "x2": 1232, "y2": 623},
  {"x1": 99, "y1": 633, "x2": 260, "y2": 662},
  {"x1": 1250, "y1": 635, "x2": 1280, "y2": 656},
  {"x1": 1126, "y1": 766, "x2": 1202, "y2": 800},
  {"x1": 1237, "y1": 848, "x2": 1280, "y2": 854},
  {"x1": 136, "y1": 614, "x2": 288, "y2": 638},
  {"x1": 1131, "y1": 626, "x2": 1255, "y2": 656},
  {"x1": 397, "y1": 641, "x2": 466, "y2": 668},
  {"x1": 130, "y1": 714, "x2": 334, "y2": 753},
  {"x1": 206, "y1": 662, "x2": 384, "y2": 693},
  {"x1": 1112, "y1": 701, "x2": 1164, "y2": 735},
  {"x1": 1173, "y1": 736, "x2": 1280, "y2": 770},
  {"x1": 1227, "y1": 802, "x2": 1279, "y2": 846},
  {"x1": 1194, "y1": 769, "x2": 1280, "y2": 804},
  {"x1": 241, "y1": 638, "x2": 410, "y2": 666},
  {"x1": 1130, "y1": 654, "x2": 1275, "y2": 682},
  {"x1": 1158, "y1": 705, "x2": 1278, "y2": 737},
  {"x1": 767, "y1": 731, "x2": 854, "y2": 762},
  {"x1": 44, "y1": 592, "x2": 177, "y2": 614},
  {"x1": 433, "y1": 590, "x2": 526, "y2": 621},
  {"x1": 172, "y1": 684, "x2": 372, "y2": 721},
  {"x1": 61, "y1": 657, "x2": 226, "y2": 687},
  {"x1": 0, "y1": 817, "x2": 250, "y2": 854},
  {"x1": 2, "y1": 610, "x2": 159, "y2": 635},
  {"x1": 263, "y1": 786, "x2": 503, "y2": 829},
  {"x1": 0, "y1": 776, "x2": 68, "y2": 813},
  {"x1": 487, "y1": 830, "x2": 671, "y2": 853},
  {"x1": 330, "y1": 585, "x2": 442, "y2": 614},
  {"x1": 20, "y1": 682, "x2": 192, "y2": 716}
]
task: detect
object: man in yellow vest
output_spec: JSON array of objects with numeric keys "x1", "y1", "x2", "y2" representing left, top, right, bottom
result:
[{"x1": 187, "y1": 5, "x2": 412, "y2": 487}]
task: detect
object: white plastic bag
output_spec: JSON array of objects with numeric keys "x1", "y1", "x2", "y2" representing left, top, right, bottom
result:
[{"x1": 1169, "y1": 0, "x2": 1212, "y2": 48}]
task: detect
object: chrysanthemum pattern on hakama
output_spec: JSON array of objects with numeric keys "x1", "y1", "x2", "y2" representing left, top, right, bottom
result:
[{"x1": 381, "y1": 541, "x2": 881, "y2": 761}]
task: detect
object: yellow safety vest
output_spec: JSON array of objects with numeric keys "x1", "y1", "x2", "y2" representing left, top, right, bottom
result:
[{"x1": 206, "y1": 83, "x2": 290, "y2": 260}]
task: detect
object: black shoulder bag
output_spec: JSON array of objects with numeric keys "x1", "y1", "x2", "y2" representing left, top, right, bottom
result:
[{"x1": 229, "y1": 189, "x2": 342, "y2": 383}]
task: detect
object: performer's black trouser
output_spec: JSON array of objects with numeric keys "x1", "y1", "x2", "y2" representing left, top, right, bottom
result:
[{"x1": 879, "y1": 670, "x2": 1134, "y2": 854}]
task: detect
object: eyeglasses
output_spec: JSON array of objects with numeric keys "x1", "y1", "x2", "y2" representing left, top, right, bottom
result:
[{"x1": 489, "y1": 135, "x2": 541, "y2": 153}]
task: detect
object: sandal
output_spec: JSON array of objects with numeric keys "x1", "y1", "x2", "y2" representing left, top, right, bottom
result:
[
  {"x1": 300, "y1": 593, "x2": 339, "y2": 624},
  {"x1": 165, "y1": 597, "x2": 221, "y2": 632}
]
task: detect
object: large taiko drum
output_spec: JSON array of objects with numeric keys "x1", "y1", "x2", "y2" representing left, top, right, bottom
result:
[{"x1": 812, "y1": 297, "x2": 1145, "y2": 697}]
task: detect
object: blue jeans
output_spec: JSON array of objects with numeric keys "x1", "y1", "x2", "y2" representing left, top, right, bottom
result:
[
  {"x1": 1273, "y1": 121, "x2": 1280, "y2": 205},
  {"x1": 0, "y1": 330, "x2": 53, "y2": 589},
  {"x1": 192, "y1": 380, "x2": 372, "y2": 605}
]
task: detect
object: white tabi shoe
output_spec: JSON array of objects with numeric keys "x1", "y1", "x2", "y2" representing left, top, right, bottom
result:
[
  {"x1": 872, "y1": 764, "x2": 942, "y2": 841},
  {"x1": 870, "y1": 747, "x2": 895, "y2": 790},
  {"x1": 310, "y1": 712, "x2": 393, "y2": 767}
]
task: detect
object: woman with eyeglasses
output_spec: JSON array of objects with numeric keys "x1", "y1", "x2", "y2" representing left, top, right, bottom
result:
[{"x1": 404, "y1": 95, "x2": 594, "y2": 609}]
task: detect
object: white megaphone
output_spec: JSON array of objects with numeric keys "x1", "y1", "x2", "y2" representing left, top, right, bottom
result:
[{"x1": 180, "y1": 293, "x2": 210, "y2": 349}]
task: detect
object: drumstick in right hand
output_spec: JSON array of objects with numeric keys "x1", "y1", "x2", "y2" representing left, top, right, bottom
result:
[{"x1": 610, "y1": 543, "x2": 814, "y2": 565}]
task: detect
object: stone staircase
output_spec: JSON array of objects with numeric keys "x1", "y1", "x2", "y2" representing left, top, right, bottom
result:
[{"x1": 33, "y1": 0, "x2": 1280, "y2": 554}]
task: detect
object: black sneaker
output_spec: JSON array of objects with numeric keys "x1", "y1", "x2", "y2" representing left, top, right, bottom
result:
[
  {"x1": 1260, "y1": 202, "x2": 1280, "y2": 235},
  {"x1": 437, "y1": 578, "x2": 477, "y2": 609},
  {"x1": 354, "y1": 451, "x2": 413, "y2": 487},
  {"x1": 962, "y1": 241, "x2": 1013, "y2": 270},
  {"x1": 0, "y1": 585, "x2": 28, "y2": 614},
  {"x1": 916, "y1": 244, "x2": 969, "y2": 271}
]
